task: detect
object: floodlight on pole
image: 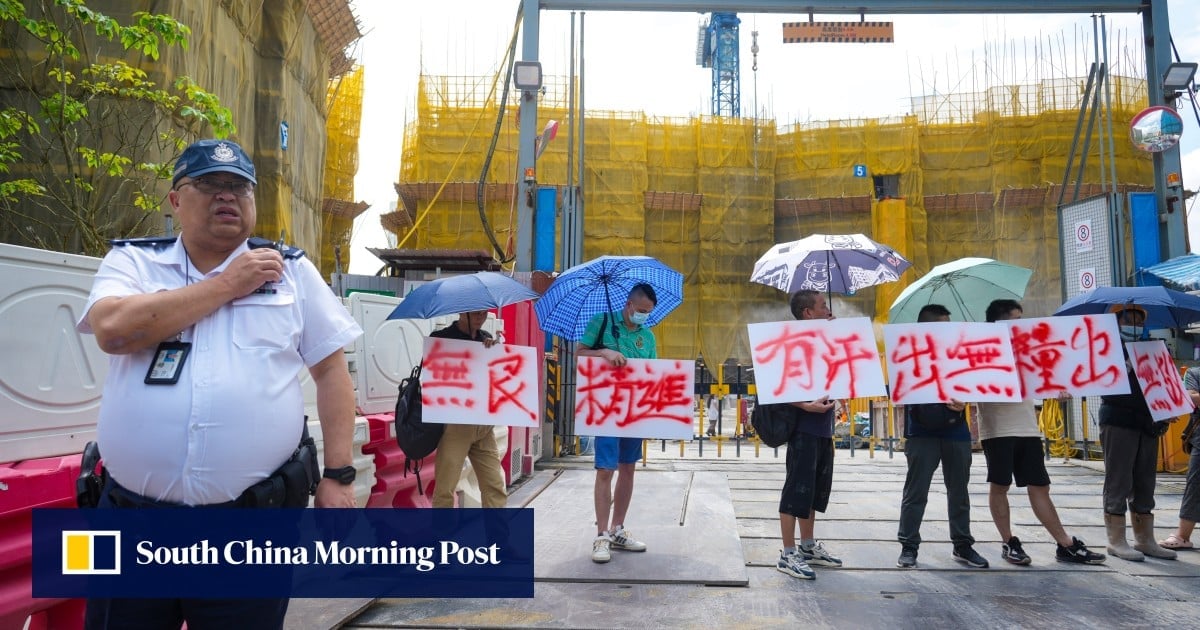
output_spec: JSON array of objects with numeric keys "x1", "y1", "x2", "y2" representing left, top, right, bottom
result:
[
  {"x1": 513, "y1": 61, "x2": 543, "y2": 92},
  {"x1": 1162, "y1": 61, "x2": 1197, "y2": 98}
]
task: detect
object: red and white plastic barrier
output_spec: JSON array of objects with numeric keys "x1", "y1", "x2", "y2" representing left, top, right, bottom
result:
[{"x1": 0, "y1": 456, "x2": 86, "y2": 630}]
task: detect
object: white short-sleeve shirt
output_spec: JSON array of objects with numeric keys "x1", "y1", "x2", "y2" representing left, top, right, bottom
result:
[
  {"x1": 77, "y1": 237, "x2": 363, "y2": 505},
  {"x1": 975, "y1": 398, "x2": 1040, "y2": 441}
]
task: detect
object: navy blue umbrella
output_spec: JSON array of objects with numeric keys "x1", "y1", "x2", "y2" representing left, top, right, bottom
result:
[
  {"x1": 386, "y1": 272, "x2": 538, "y2": 320},
  {"x1": 1053, "y1": 285, "x2": 1200, "y2": 330},
  {"x1": 534, "y1": 255, "x2": 684, "y2": 341}
]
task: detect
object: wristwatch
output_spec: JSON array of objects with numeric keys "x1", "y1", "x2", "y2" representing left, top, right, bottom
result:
[{"x1": 322, "y1": 465, "x2": 356, "y2": 485}]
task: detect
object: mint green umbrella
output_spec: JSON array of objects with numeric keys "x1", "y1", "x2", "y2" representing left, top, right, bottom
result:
[{"x1": 888, "y1": 257, "x2": 1032, "y2": 323}]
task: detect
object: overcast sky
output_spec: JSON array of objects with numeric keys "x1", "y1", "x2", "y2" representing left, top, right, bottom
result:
[{"x1": 347, "y1": 0, "x2": 1200, "y2": 275}]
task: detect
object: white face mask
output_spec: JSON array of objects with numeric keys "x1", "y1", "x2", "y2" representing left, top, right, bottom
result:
[
  {"x1": 1119, "y1": 325, "x2": 1141, "y2": 341},
  {"x1": 629, "y1": 311, "x2": 650, "y2": 326}
]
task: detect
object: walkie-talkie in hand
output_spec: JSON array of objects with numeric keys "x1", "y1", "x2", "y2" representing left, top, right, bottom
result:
[{"x1": 253, "y1": 229, "x2": 286, "y2": 295}]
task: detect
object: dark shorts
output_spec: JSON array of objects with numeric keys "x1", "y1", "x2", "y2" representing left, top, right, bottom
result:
[
  {"x1": 594, "y1": 436, "x2": 642, "y2": 469},
  {"x1": 779, "y1": 433, "x2": 834, "y2": 518},
  {"x1": 982, "y1": 436, "x2": 1051, "y2": 487}
]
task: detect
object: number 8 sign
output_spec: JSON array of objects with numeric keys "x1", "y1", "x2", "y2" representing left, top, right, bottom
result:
[
  {"x1": 1075, "y1": 220, "x2": 1093, "y2": 252},
  {"x1": 1079, "y1": 268, "x2": 1096, "y2": 292}
]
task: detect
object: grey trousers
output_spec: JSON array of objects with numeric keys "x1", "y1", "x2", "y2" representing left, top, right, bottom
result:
[
  {"x1": 1181, "y1": 440, "x2": 1200, "y2": 523},
  {"x1": 1100, "y1": 424, "x2": 1158, "y2": 515},
  {"x1": 898, "y1": 436, "x2": 974, "y2": 550}
]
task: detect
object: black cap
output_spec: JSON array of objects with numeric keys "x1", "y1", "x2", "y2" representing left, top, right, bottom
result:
[{"x1": 172, "y1": 139, "x2": 256, "y2": 186}]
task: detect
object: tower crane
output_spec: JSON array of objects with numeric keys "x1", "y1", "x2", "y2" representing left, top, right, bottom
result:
[{"x1": 695, "y1": 12, "x2": 741, "y2": 117}]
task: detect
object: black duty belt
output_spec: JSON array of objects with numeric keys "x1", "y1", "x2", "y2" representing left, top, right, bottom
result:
[{"x1": 106, "y1": 475, "x2": 264, "y2": 509}]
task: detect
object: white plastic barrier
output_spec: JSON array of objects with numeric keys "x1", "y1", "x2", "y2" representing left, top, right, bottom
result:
[{"x1": 0, "y1": 243, "x2": 107, "y2": 463}]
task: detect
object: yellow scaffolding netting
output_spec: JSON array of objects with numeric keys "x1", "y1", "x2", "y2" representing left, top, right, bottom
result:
[
  {"x1": 319, "y1": 65, "x2": 367, "y2": 275},
  {"x1": 391, "y1": 73, "x2": 1154, "y2": 365}
]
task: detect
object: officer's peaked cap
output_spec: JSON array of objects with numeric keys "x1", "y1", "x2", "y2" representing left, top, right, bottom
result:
[{"x1": 172, "y1": 139, "x2": 256, "y2": 186}]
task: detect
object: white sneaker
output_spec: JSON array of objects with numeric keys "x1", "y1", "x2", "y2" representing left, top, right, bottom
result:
[
  {"x1": 609, "y1": 525, "x2": 647, "y2": 552},
  {"x1": 798, "y1": 541, "x2": 843, "y2": 567},
  {"x1": 591, "y1": 534, "x2": 612, "y2": 563},
  {"x1": 776, "y1": 549, "x2": 816, "y2": 579}
]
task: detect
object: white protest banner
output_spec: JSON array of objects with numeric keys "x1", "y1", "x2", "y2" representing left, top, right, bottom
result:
[
  {"x1": 883, "y1": 322, "x2": 1022, "y2": 405},
  {"x1": 1007, "y1": 315, "x2": 1130, "y2": 398},
  {"x1": 1126, "y1": 340, "x2": 1195, "y2": 422},
  {"x1": 420, "y1": 337, "x2": 539, "y2": 427},
  {"x1": 747, "y1": 317, "x2": 886, "y2": 404},
  {"x1": 574, "y1": 356, "x2": 695, "y2": 439}
]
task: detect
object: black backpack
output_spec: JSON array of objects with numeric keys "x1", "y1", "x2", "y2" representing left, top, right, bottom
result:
[
  {"x1": 751, "y1": 403, "x2": 795, "y2": 448},
  {"x1": 394, "y1": 363, "x2": 443, "y2": 493}
]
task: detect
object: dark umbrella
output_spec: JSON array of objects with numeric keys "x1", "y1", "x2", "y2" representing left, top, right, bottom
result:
[
  {"x1": 534, "y1": 255, "x2": 684, "y2": 341},
  {"x1": 385, "y1": 272, "x2": 538, "y2": 320},
  {"x1": 1053, "y1": 285, "x2": 1200, "y2": 330}
]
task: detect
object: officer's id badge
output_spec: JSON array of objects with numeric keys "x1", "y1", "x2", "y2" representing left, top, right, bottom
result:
[{"x1": 145, "y1": 341, "x2": 192, "y2": 385}]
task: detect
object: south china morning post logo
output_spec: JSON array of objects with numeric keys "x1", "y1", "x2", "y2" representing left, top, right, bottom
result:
[
  {"x1": 131, "y1": 537, "x2": 498, "y2": 572},
  {"x1": 62, "y1": 530, "x2": 121, "y2": 575},
  {"x1": 33, "y1": 508, "x2": 534, "y2": 599}
]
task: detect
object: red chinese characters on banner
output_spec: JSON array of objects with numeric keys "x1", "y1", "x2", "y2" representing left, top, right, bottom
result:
[
  {"x1": 746, "y1": 318, "x2": 887, "y2": 404},
  {"x1": 422, "y1": 339, "x2": 474, "y2": 407},
  {"x1": 883, "y1": 322, "x2": 1022, "y2": 405},
  {"x1": 420, "y1": 338, "x2": 540, "y2": 427},
  {"x1": 574, "y1": 356, "x2": 696, "y2": 439},
  {"x1": 487, "y1": 351, "x2": 536, "y2": 418},
  {"x1": 1126, "y1": 340, "x2": 1195, "y2": 421},
  {"x1": 1007, "y1": 315, "x2": 1128, "y2": 399}
]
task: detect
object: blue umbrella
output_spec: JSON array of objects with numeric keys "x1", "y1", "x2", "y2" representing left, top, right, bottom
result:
[
  {"x1": 386, "y1": 272, "x2": 539, "y2": 320},
  {"x1": 534, "y1": 255, "x2": 684, "y2": 341},
  {"x1": 1053, "y1": 285, "x2": 1200, "y2": 330}
]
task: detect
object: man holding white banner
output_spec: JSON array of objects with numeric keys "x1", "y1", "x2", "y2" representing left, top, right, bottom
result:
[
  {"x1": 775, "y1": 290, "x2": 843, "y2": 580},
  {"x1": 895, "y1": 304, "x2": 985, "y2": 570},
  {"x1": 429, "y1": 310, "x2": 507, "y2": 510},
  {"x1": 1099, "y1": 305, "x2": 1182, "y2": 561},
  {"x1": 978, "y1": 300, "x2": 1105, "y2": 566},
  {"x1": 578, "y1": 284, "x2": 657, "y2": 564}
]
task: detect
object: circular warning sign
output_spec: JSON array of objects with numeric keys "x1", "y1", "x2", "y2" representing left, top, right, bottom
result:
[
  {"x1": 1074, "y1": 220, "x2": 1094, "y2": 253},
  {"x1": 1079, "y1": 268, "x2": 1096, "y2": 291}
]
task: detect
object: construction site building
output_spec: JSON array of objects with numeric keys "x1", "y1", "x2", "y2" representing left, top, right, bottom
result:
[{"x1": 387, "y1": 72, "x2": 1152, "y2": 365}]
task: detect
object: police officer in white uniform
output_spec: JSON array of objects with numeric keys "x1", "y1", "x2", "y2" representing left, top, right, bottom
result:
[{"x1": 77, "y1": 139, "x2": 363, "y2": 629}]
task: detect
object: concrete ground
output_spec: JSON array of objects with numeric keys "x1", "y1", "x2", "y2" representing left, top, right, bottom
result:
[{"x1": 324, "y1": 438, "x2": 1199, "y2": 629}]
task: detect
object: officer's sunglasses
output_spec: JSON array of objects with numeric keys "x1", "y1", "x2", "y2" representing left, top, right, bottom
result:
[{"x1": 177, "y1": 176, "x2": 255, "y2": 198}]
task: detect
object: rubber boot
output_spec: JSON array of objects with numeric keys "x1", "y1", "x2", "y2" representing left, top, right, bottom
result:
[
  {"x1": 1104, "y1": 513, "x2": 1145, "y2": 561},
  {"x1": 1131, "y1": 512, "x2": 1177, "y2": 560}
]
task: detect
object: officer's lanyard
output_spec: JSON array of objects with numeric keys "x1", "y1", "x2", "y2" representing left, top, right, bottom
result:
[{"x1": 144, "y1": 244, "x2": 194, "y2": 384}]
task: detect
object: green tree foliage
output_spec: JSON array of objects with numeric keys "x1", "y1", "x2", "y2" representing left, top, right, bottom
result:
[{"x1": 0, "y1": 0, "x2": 236, "y2": 255}]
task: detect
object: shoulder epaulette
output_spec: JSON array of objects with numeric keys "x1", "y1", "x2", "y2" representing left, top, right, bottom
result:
[
  {"x1": 109, "y1": 236, "x2": 177, "y2": 248},
  {"x1": 247, "y1": 236, "x2": 306, "y2": 260}
]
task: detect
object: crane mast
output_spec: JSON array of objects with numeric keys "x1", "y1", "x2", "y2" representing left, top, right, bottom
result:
[{"x1": 696, "y1": 12, "x2": 741, "y2": 117}]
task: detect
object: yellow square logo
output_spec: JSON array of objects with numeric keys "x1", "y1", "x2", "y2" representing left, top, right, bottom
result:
[{"x1": 62, "y1": 530, "x2": 121, "y2": 575}]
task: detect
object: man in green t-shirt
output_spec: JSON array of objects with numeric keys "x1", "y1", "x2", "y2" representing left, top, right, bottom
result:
[{"x1": 578, "y1": 283, "x2": 658, "y2": 563}]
